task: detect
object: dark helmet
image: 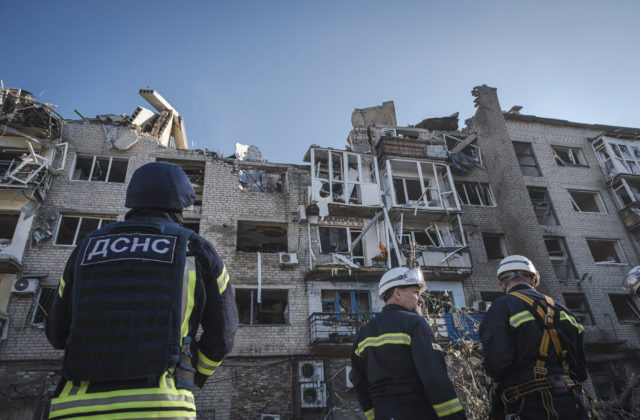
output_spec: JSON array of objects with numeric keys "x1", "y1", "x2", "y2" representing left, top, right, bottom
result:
[{"x1": 125, "y1": 162, "x2": 196, "y2": 210}]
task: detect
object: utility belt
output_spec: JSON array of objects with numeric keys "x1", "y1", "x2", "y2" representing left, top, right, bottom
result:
[{"x1": 501, "y1": 373, "x2": 575, "y2": 404}]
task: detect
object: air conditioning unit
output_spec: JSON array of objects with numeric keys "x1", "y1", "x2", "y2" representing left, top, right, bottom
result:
[
  {"x1": 472, "y1": 300, "x2": 492, "y2": 312},
  {"x1": 279, "y1": 252, "x2": 299, "y2": 266},
  {"x1": 261, "y1": 415, "x2": 280, "y2": 420},
  {"x1": 623, "y1": 266, "x2": 640, "y2": 295},
  {"x1": 12, "y1": 279, "x2": 39, "y2": 295},
  {"x1": 345, "y1": 366, "x2": 353, "y2": 388},
  {"x1": 298, "y1": 360, "x2": 324, "y2": 383},
  {"x1": 300, "y1": 382, "x2": 327, "y2": 408}
]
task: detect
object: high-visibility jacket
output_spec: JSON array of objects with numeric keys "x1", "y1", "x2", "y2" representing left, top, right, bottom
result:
[
  {"x1": 479, "y1": 284, "x2": 587, "y2": 391},
  {"x1": 46, "y1": 210, "x2": 239, "y2": 419},
  {"x1": 350, "y1": 304, "x2": 466, "y2": 420}
]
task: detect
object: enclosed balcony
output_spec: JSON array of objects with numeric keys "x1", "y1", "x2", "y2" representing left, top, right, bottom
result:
[
  {"x1": 380, "y1": 158, "x2": 460, "y2": 220},
  {"x1": 305, "y1": 147, "x2": 381, "y2": 217},
  {"x1": 592, "y1": 136, "x2": 640, "y2": 181}
]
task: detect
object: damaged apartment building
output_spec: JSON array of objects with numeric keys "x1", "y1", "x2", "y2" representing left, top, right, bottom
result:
[{"x1": 1, "y1": 83, "x2": 640, "y2": 419}]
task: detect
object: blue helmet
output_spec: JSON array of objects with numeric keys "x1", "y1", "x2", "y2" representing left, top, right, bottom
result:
[{"x1": 125, "y1": 162, "x2": 196, "y2": 210}]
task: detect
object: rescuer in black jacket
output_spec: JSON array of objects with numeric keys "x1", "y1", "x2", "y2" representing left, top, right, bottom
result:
[
  {"x1": 46, "y1": 162, "x2": 239, "y2": 419},
  {"x1": 350, "y1": 267, "x2": 466, "y2": 420},
  {"x1": 479, "y1": 255, "x2": 591, "y2": 420}
]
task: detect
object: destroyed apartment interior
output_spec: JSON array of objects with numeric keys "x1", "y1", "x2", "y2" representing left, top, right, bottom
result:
[{"x1": 1, "y1": 83, "x2": 640, "y2": 419}]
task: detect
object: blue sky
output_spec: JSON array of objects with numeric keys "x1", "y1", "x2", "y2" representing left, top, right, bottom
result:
[{"x1": 3, "y1": 1, "x2": 639, "y2": 163}]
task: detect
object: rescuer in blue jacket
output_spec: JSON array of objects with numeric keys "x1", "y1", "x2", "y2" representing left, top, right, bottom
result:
[
  {"x1": 46, "y1": 161, "x2": 239, "y2": 419},
  {"x1": 350, "y1": 267, "x2": 466, "y2": 420},
  {"x1": 479, "y1": 255, "x2": 592, "y2": 420}
]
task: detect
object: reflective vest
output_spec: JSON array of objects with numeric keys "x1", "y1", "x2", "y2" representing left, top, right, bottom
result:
[{"x1": 63, "y1": 220, "x2": 192, "y2": 383}]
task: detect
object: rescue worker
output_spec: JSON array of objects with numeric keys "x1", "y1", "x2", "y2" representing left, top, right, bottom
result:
[
  {"x1": 350, "y1": 267, "x2": 467, "y2": 420},
  {"x1": 46, "y1": 162, "x2": 239, "y2": 419},
  {"x1": 479, "y1": 255, "x2": 592, "y2": 420}
]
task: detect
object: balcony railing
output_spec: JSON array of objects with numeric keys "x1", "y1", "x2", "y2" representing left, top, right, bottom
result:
[{"x1": 309, "y1": 312, "x2": 375, "y2": 346}]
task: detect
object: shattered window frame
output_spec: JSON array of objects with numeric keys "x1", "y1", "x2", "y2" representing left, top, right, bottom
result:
[
  {"x1": 386, "y1": 159, "x2": 459, "y2": 210},
  {"x1": 513, "y1": 141, "x2": 542, "y2": 177},
  {"x1": 608, "y1": 294, "x2": 640, "y2": 323},
  {"x1": 586, "y1": 239, "x2": 627, "y2": 265},
  {"x1": 318, "y1": 226, "x2": 364, "y2": 261},
  {"x1": 568, "y1": 190, "x2": 607, "y2": 213},
  {"x1": 454, "y1": 181, "x2": 495, "y2": 207},
  {"x1": 551, "y1": 146, "x2": 587, "y2": 167},
  {"x1": 236, "y1": 288, "x2": 289, "y2": 325},
  {"x1": 236, "y1": 220, "x2": 288, "y2": 253},
  {"x1": 527, "y1": 187, "x2": 559, "y2": 225},
  {"x1": 29, "y1": 287, "x2": 57, "y2": 328},
  {"x1": 482, "y1": 233, "x2": 508, "y2": 260},
  {"x1": 321, "y1": 289, "x2": 371, "y2": 314},
  {"x1": 543, "y1": 236, "x2": 577, "y2": 281},
  {"x1": 612, "y1": 178, "x2": 640, "y2": 209},
  {"x1": 562, "y1": 293, "x2": 595, "y2": 326},
  {"x1": 310, "y1": 148, "x2": 380, "y2": 206},
  {"x1": 70, "y1": 154, "x2": 128, "y2": 183},
  {"x1": 54, "y1": 214, "x2": 116, "y2": 246},
  {"x1": 238, "y1": 166, "x2": 287, "y2": 194}
]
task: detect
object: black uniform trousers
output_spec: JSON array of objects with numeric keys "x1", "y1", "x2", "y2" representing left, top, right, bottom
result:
[{"x1": 501, "y1": 389, "x2": 589, "y2": 420}]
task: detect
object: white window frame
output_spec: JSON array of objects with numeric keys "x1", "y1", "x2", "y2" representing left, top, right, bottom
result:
[
  {"x1": 568, "y1": 190, "x2": 607, "y2": 214},
  {"x1": 70, "y1": 154, "x2": 128, "y2": 183},
  {"x1": 551, "y1": 146, "x2": 587, "y2": 166},
  {"x1": 30, "y1": 287, "x2": 57, "y2": 328},
  {"x1": 455, "y1": 181, "x2": 496, "y2": 207},
  {"x1": 385, "y1": 159, "x2": 460, "y2": 210},
  {"x1": 586, "y1": 238, "x2": 627, "y2": 266},
  {"x1": 54, "y1": 214, "x2": 116, "y2": 246},
  {"x1": 592, "y1": 137, "x2": 640, "y2": 179},
  {"x1": 310, "y1": 148, "x2": 380, "y2": 206},
  {"x1": 544, "y1": 236, "x2": 577, "y2": 281},
  {"x1": 318, "y1": 226, "x2": 365, "y2": 261}
]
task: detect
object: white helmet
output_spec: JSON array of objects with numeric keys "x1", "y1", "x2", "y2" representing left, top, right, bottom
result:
[
  {"x1": 497, "y1": 255, "x2": 540, "y2": 287},
  {"x1": 378, "y1": 267, "x2": 426, "y2": 299}
]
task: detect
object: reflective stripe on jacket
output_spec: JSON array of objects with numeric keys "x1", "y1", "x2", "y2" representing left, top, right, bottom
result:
[{"x1": 350, "y1": 304, "x2": 466, "y2": 419}]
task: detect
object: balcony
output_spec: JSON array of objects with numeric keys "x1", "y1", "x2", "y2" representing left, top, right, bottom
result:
[
  {"x1": 309, "y1": 312, "x2": 375, "y2": 356},
  {"x1": 620, "y1": 205, "x2": 640, "y2": 232}
]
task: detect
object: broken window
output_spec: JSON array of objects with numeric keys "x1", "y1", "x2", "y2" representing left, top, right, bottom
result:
[
  {"x1": 401, "y1": 230, "x2": 439, "y2": 250},
  {"x1": 183, "y1": 220, "x2": 200, "y2": 234},
  {"x1": 321, "y1": 290, "x2": 370, "y2": 313},
  {"x1": 393, "y1": 178, "x2": 422, "y2": 204},
  {"x1": 609, "y1": 143, "x2": 640, "y2": 175},
  {"x1": 318, "y1": 227, "x2": 364, "y2": 263},
  {"x1": 238, "y1": 168, "x2": 286, "y2": 193},
  {"x1": 55, "y1": 215, "x2": 115, "y2": 246},
  {"x1": 513, "y1": 141, "x2": 541, "y2": 176},
  {"x1": 455, "y1": 182, "x2": 495, "y2": 206},
  {"x1": 608, "y1": 294, "x2": 640, "y2": 322},
  {"x1": 569, "y1": 190, "x2": 606, "y2": 213},
  {"x1": 586, "y1": 239, "x2": 625, "y2": 264},
  {"x1": 612, "y1": 178, "x2": 640, "y2": 209},
  {"x1": 157, "y1": 159, "x2": 205, "y2": 206},
  {"x1": 543, "y1": 236, "x2": 577, "y2": 281},
  {"x1": 30, "y1": 287, "x2": 56, "y2": 327},
  {"x1": 236, "y1": 289, "x2": 288, "y2": 325},
  {"x1": 0, "y1": 213, "x2": 20, "y2": 244},
  {"x1": 71, "y1": 155, "x2": 128, "y2": 183},
  {"x1": 425, "y1": 291, "x2": 453, "y2": 315},
  {"x1": 562, "y1": 293, "x2": 594, "y2": 326},
  {"x1": 0, "y1": 149, "x2": 27, "y2": 178},
  {"x1": 236, "y1": 221, "x2": 287, "y2": 253},
  {"x1": 527, "y1": 187, "x2": 559, "y2": 225},
  {"x1": 482, "y1": 233, "x2": 507, "y2": 260},
  {"x1": 480, "y1": 291, "x2": 505, "y2": 302},
  {"x1": 591, "y1": 138, "x2": 616, "y2": 178},
  {"x1": 552, "y1": 146, "x2": 587, "y2": 166}
]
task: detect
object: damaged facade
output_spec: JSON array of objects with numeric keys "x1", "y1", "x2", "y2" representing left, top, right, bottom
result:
[{"x1": 1, "y1": 84, "x2": 640, "y2": 419}]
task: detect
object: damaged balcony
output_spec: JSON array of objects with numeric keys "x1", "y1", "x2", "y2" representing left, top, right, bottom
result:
[
  {"x1": 396, "y1": 217, "x2": 472, "y2": 280},
  {"x1": 380, "y1": 158, "x2": 461, "y2": 222},
  {"x1": 309, "y1": 312, "x2": 375, "y2": 355},
  {"x1": 305, "y1": 221, "x2": 388, "y2": 281},
  {"x1": 592, "y1": 136, "x2": 640, "y2": 181},
  {"x1": 304, "y1": 147, "x2": 382, "y2": 218}
]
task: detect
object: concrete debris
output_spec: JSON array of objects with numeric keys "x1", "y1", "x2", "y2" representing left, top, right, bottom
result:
[
  {"x1": 234, "y1": 142, "x2": 263, "y2": 162},
  {"x1": 450, "y1": 151, "x2": 475, "y2": 173},
  {"x1": 138, "y1": 89, "x2": 187, "y2": 149},
  {"x1": 351, "y1": 101, "x2": 397, "y2": 129},
  {"x1": 102, "y1": 124, "x2": 118, "y2": 149},
  {"x1": 130, "y1": 106, "x2": 158, "y2": 130},
  {"x1": 0, "y1": 87, "x2": 62, "y2": 140},
  {"x1": 415, "y1": 112, "x2": 459, "y2": 131}
]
